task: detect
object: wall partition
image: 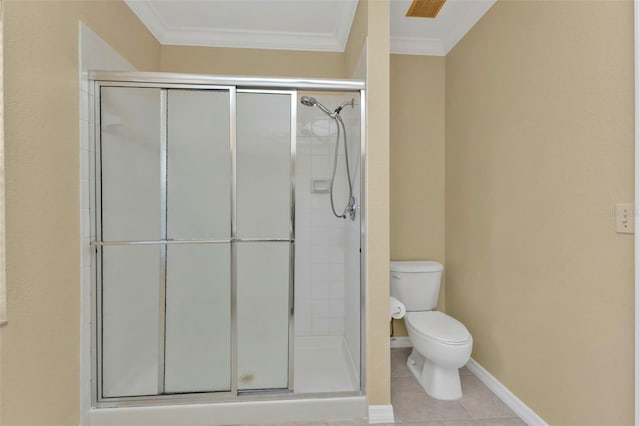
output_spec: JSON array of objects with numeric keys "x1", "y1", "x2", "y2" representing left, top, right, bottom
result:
[{"x1": 89, "y1": 73, "x2": 364, "y2": 408}]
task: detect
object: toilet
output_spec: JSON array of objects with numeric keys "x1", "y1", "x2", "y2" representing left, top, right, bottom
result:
[{"x1": 390, "y1": 261, "x2": 473, "y2": 400}]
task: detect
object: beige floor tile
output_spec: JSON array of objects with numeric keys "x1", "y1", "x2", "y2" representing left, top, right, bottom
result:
[
  {"x1": 391, "y1": 347, "x2": 413, "y2": 378},
  {"x1": 391, "y1": 376, "x2": 425, "y2": 393},
  {"x1": 247, "y1": 423, "x2": 328, "y2": 426},
  {"x1": 391, "y1": 390, "x2": 472, "y2": 422},
  {"x1": 459, "y1": 366, "x2": 473, "y2": 376},
  {"x1": 459, "y1": 376, "x2": 517, "y2": 419},
  {"x1": 397, "y1": 421, "x2": 477, "y2": 426}
]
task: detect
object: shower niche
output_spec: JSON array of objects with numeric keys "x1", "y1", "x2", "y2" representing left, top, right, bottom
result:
[{"x1": 89, "y1": 75, "x2": 364, "y2": 407}]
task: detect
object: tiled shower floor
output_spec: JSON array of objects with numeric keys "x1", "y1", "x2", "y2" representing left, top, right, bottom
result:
[{"x1": 294, "y1": 336, "x2": 359, "y2": 393}]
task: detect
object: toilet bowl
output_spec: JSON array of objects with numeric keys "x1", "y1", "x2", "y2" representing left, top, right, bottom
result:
[
  {"x1": 390, "y1": 261, "x2": 473, "y2": 400},
  {"x1": 404, "y1": 311, "x2": 472, "y2": 400}
]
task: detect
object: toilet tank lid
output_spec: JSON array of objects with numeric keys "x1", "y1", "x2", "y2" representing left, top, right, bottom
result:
[{"x1": 390, "y1": 261, "x2": 443, "y2": 273}]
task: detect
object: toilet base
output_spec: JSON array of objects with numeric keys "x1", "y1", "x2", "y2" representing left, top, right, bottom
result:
[{"x1": 407, "y1": 349, "x2": 462, "y2": 400}]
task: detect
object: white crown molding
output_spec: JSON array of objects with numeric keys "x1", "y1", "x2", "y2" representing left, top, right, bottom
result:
[
  {"x1": 390, "y1": 36, "x2": 446, "y2": 56},
  {"x1": 367, "y1": 405, "x2": 395, "y2": 424},
  {"x1": 161, "y1": 27, "x2": 343, "y2": 51},
  {"x1": 335, "y1": 0, "x2": 359, "y2": 51},
  {"x1": 389, "y1": 0, "x2": 496, "y2": 56},
  {"x1": 439, "y1": 0, "x2": 496, "y2": 54},
  {"x1": 125, "y1": 0, "x2": 357, "y2": 52},
  {"x1": 125, "y1": 0, "x2": 170, "y2": 44}
]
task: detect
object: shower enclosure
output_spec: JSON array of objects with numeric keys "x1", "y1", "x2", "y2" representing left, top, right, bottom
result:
[{"x1": 88, "y1": 73, "x2": 365, "y2": 411}]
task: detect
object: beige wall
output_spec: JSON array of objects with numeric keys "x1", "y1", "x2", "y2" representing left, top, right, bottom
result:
[
  {"x1": 344, "y1": 0, "x2": 368, "y2": 78},
  {"x1": 161, "y1": 45, "x2": 346, "y2": 78},
  {"x1": 343, "y1": 0, "x2": 391, "y2": 406},
  {"x1": 390, "y1": 55, "x2": 445, "y2": 337},
  {"x1": 445, "y1": 1, "x2": 634, "y2": 424},
  {"x1": 1, "y1": 2, "x2": 160, "y2": 424},
  {"x1": 0, "y1": 1, "x2": 394, "y2": 422}
]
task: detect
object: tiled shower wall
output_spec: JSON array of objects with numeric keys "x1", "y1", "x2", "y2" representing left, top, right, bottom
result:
[
  {"x1": 79, "y1": 23, "x2": 135, "y2": 424},
  {"x1": 295, "y1": 93, "x2": 360, "y2": 338}
]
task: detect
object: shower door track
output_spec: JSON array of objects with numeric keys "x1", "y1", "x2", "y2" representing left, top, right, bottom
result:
[{"x1": 89, "y1": 74, "x2": 366, "y2": 409}]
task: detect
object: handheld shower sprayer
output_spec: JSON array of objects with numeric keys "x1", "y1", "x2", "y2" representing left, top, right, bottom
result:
[
  {"x1": 300, "y1": 95, "x2": 357, "y2": 220},
  {"x1": 300, "y1": 96, "x2": 336, "y2": 118}
]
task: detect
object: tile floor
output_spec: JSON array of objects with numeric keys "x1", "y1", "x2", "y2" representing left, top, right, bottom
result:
[
  {"x1": 387, "y1": 347, "x2": 526, "y2": 425},
  {"x1": 253, "y1": 348, "x2": 526, "y2": 426}
]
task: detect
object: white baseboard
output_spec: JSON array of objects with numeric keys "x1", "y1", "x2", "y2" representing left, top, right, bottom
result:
[
  {"x1": 367, "y1": 405, "x2": 395, "y2": 424},
  {"x1": 390, "y1": 336, "x2": 412, "y2": 348},
  {"x1": 466, "y1": 358, "x2": 547, "y2": 426}
]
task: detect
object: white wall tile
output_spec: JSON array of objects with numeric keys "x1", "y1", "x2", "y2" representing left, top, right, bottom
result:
[
  {"x1": 295, "y1": 278, "x2": 311, "y2": 300},
  {"x1": 295, "y1": 313, "x2": 312, "y2": 336},
  {"x1": 329, "y1": 318, "x2": 344, "y2": 335},
  {"x1": 311, "y1": 282, "x2": 330, "y2": 300},
  {"x1": 82, "y1": 238, "x2": 91, "y2": 268},
  {"x1": 311, "y1": 317, "x2": 329, "y2": 335},
  {"x1": 80, "y1": 92, "x2": 89, "y2": 121},
  {"x1": 80, "y1": 179, "x2": 89, "y2": 211},
  {"x1": 81, "y1": 209, "x2": 91, "y2": 239},
  {"x1": 330, "y1": 281, "x2": 344, "y2": 300},
  {"x1": 329, "y1": 298, "x2": 344, "y2": 318},
  {"x1": 311, "y1": 299, "x2": 329, "y2": 318},
  {"x1": 80, "y1": 117, "x2": 89, "y2": 151},
  {"x1": 295, "y1": 94, "x2": 360, "y2": 338},
  {"x1": 310, "y1": 264, "x2": 331, "y2": 282},
  {"x1": 311, "y1": 245, "x2": 331, "y2": 264}
]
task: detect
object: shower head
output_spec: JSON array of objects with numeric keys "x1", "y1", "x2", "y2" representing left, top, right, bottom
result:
[
  {"x1": 300, "y1": 96, "x2": 316, "y2": 107},
  {"x1": 300, "y1": 96, "x2": 335, "y2": 118}
]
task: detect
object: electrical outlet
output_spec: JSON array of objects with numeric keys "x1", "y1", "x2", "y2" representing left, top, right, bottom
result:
[{"x1": 616, "y1": 203, "x2": 634, "y2": 234}]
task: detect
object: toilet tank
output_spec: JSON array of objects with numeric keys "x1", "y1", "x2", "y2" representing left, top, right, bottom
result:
[{"x1": 390, "y1": 261, "x2": 444, "y2": 311}]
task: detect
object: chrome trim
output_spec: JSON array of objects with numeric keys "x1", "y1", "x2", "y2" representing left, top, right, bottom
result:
[
  {"x1": 90, "y1": 80, "x2": 99, "y2": 407},
  {"x1": 288, "y1": 91, "x2": 297, "y2": 391},
  {"x1": 95, "y1": 389, "x2": 363, "y2": 409},
  {"x1": 359, "y1": 89, "x2": 367, "y2": 393},
  {"x1": 90, "y1": 76, "x2": 366, "y2": 409},
  {"x1": 90, "y1": 71, "x2": 364, "y2": 91},
  {"x1": 96, "y1": 82, "x2": 238, "y2": 91},
  {"x1": 230, "y1": 87, "x2": 238, "y2": 396},
  {"x1": 90, "y1": 239, "x2": 293, "y2": 246},
  {"x1": 234, "y1": 89, "x2": 296, "y2": 392},
  {"x1": 234, "y1": 238, "x2": 293, "y2": 243},
  {"x1": 158, "y1": 89, "x2": 168, "y2": 394},
  {"x1": 90, "y1": 240, "x2": 233, "y2": 246},
  {"x1": 237, "y1": 89, "x2": 296, "y2": 95},
  {"x1": 95, "y1": 83, "x2": 105, "y2": 403}
]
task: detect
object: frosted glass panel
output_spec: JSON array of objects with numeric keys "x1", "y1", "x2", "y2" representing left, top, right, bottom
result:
[
  {"x1": 237, "y1": 243, "x2": 290, "y2": 390},
  {"x1": 237, "y1": 93, "x2": 291, "y2": 239},
  {"x1": 102, "y1": 245, "x2": 161, "y2": 397},
  {"x1": 167, "y1": 90, "x2": 231, "y2": 240},
  {"x1": 165, "y1": 244, "x2": 231, "y2": 393},
  {"x1": 101, "y1": 87, "x2": 161, "y2": 241}
]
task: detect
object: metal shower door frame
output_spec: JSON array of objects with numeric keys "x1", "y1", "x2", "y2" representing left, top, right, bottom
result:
[{"x1": 89, "y1": 73, "x2": 366, "y2": 409}]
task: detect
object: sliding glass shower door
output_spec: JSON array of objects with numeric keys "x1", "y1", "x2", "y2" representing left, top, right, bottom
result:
[
  {"x1": 236, "y1": 92, "x2": 293, "y2": 391},
  {"x1": 94, "y1": 85, "x2": 294, "y2": 402}
]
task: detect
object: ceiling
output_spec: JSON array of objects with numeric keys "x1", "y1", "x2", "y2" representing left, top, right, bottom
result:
[{"x1": 125, "y1": 0, "x2": 495, "y2": 56}]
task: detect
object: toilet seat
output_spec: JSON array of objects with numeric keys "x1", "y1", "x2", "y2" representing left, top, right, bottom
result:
[{"x1": 406, "y1": 311, "x2": 471, "y2": 345}]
